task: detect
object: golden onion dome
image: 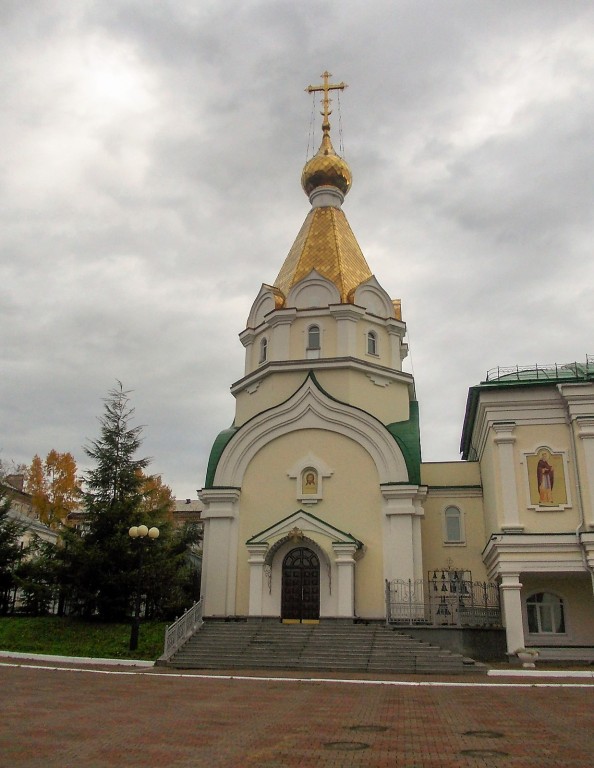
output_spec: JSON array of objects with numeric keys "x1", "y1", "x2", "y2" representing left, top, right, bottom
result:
[{"x1": 301, "y1": 133, "x2": 352, "y2": 197}]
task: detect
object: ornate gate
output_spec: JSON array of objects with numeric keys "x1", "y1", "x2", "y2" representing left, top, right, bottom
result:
[
  {"x1": 281, "y1": 547, "x2": 320, "y2": 622},
  {"x1": 385, "y1": 570, "x2": 502, "y2": 627}
]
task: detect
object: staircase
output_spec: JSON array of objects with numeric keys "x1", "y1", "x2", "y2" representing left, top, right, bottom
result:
[{"x1": 166, "y1": 620, "x2": 487, "y2": 675}]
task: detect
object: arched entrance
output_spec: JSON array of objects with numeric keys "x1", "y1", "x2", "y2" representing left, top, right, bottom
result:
[{"x1": 281, "y1": 547, "x2": 320, "y2": 622}]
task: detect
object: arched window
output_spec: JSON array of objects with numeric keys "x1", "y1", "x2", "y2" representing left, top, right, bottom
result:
[
  {"x1": 526, "y1": 592, "x2": 565, "y2": 634},
  {"x1": 367, "y1": 330, "x2": 378, "y2": 355},
  {"x1": 259, "y1": 337, "x2": 268, "y2": 363},
  {"x1": 307, "y1": 325, "x2": 321, "y2": 350},
  {"x1": 444, "y1": 506, "x2": 464, "y2": 543}
]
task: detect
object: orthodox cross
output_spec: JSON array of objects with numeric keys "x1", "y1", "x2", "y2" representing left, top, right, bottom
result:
[{"x1": 306, "y1": 71, "x2": 347, "y2": 136}]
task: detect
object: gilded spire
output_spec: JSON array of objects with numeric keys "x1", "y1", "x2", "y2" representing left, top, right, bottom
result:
[
  {"x1": 273, "y1": 73, "x2": 371, "y2": 303},
  {"x1": 302, "y1": 72, "x2": 352, "y2": 199},
  {"x1": 273, "y1": 206, "x2": 372, "y2": 303}
]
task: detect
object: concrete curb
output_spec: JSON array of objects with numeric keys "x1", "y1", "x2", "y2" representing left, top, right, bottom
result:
[
  {"x1": 0, "y1": 650, "x2": 154, "y2": 667},
  {"x1": 2, "y1": 651, "x2": 592, "y2": 678},
  {"x1": 488, "y1": 668, "x2": 594, "y2": 678}
]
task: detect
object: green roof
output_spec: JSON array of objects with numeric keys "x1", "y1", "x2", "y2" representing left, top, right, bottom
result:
[
  {"x1": 460, "y1": 358, "x2": 594, "y2": 459},
  {"x1": 204, "y1": 426, "x2": 238, "y2": 488},
  {"x1": 386, "y1": 401, "x2": 422, "y2": 485}
]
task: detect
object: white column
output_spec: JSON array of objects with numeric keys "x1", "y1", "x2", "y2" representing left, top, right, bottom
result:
[
  {"x1": 577, "y1": 418, "x2": 594, "y2": 528},
  {"x1": 411, "y1": 510, "x2": 424, "y2": 582},
  {"x1": 332, "y1": 542, "x2": 358, "y2": 617},
  {"x1": 239, "y1": 329, "x2": 256, "y2": 376},
  {"x1": 499, "y1": 573, "x2": 525, "y2": 654},
  {"x1": 198, "y1": 488, "x2": 241, "y2": 617},
  {"x1": 386, "y1": 322, "x2": 406, "y2": 370},
  {"x1": 246, "y1": 543, "x2": 269, "y2": 616},
  {"x1": 493, "y1": 422, "x2": 523, "y2": 531},
  {"x1": 330, "y1": 306, "x2": 364, "y2": 357},
  {"x1": 381, "y1": 486, "x2": 426, "y2": 584},
  {"x1": 267, "y1": 309, "x2": 296, "y2": 361}
]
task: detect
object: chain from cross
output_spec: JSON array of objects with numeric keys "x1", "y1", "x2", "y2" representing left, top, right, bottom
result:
[{"x1": 306, "y1": 71, "x2": 347, "y2": 134}]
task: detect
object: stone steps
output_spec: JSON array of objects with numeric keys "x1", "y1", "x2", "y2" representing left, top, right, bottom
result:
[{"x1": 166, "y1": 620, "x2": 487, "y2": 675}]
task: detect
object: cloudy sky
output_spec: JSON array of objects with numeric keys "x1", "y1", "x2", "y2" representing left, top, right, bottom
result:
[{"x1": 2, "y1": 0, "x2": 594, "y2": 498}]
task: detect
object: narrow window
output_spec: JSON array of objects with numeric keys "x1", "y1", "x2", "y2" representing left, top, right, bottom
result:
[
  {"x1": 527, "y1": 593, "x2": 565, "y2": 634},
  {"x1": 259, "y1": 337, "x2": 268, "y2": 363},
  {"x1": 367, "y1": 330, "x2": 378, "y2": 355},
  {"x1": 307, "y1": 325, "x2": 321, "y2": 350},
  {"x1": 444, "y1": 506, "x2": 463, "y2": 543}
]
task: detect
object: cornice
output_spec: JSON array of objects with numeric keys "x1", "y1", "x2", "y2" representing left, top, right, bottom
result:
[
  {"x1": 426, "y1": 486, "x2": 483, "y2": 498},
  {"x1": 231, "y1": 356, "x2": 414, "y2": 395},
  {"x1": 482, "y1": 532, "x2": 587, "y2": 579}
]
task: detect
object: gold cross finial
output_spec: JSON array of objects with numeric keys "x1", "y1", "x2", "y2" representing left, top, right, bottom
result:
[{"x1": 306, "y1": 71, "x2": 347, "y2": 138}]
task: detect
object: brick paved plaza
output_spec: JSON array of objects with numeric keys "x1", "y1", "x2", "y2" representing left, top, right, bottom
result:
[{"x1": 1, "y1": 661, "x2": 593, "y2": 767}]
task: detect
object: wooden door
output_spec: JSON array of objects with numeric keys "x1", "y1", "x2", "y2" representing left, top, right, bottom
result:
[{"x1": 281, "y1": 547, "x2": 320, "y2": 622}]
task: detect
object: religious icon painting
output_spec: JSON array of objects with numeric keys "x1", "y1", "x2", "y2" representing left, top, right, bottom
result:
[
  {"x1": 526, "y1": 448, "x2": 568, "y2": 508},
  {"x1": 301, "y1": 467, "x2": 318, "y2": 495},
  {"x1": 287, "y1": 453, "x2": 333, "y2": 504}
]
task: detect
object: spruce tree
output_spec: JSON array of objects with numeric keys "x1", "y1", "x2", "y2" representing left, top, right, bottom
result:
[
  {"x1": 71, "y1": 382, "x2": 148, "y2": 619},
  {"x1": 85, "y1": 381, "x2": 149, "y2": 509},
  {"x1": 0, "y1": 484, "x2": 25, "y2": 614},
  {"x1": 58, "y1": 382, "x2": 196, "y2": 622}
]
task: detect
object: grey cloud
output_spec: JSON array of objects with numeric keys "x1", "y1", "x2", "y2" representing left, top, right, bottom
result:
[{"x1": 2, "y1": 1, "x2": 594, "y2": 495}]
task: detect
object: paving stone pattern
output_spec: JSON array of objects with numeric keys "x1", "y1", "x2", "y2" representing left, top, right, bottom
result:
[{"x1": 1, "y1": 663, "x2": 593, "y2": 767}]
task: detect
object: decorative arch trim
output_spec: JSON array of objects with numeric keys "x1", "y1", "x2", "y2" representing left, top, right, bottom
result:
[
  {"x1": 350, "y1": 276, "x2": 395, "y2": 318},
  {"x1": 246, "y1": 284, "x2": 285, "y2": 328},
  {"x1": 246, "y1": 508, "x2": 362, "y2": 548},
  {"x1": 213, "y1": 373, "x2": 409, "y2": 487},
  {"x1": 264, "y1": 534, "x2": 332, "y2": 573},
  {"x1": 286, "y1": 270, "x2": 341, "y2": 309}
]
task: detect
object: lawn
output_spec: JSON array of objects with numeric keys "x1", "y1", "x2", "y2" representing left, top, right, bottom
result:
[{"x1": 0, "y1": 616, "x2": 168, "y2": 661}]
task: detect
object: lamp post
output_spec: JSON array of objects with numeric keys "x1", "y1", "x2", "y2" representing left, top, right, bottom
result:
[{"x1": 128, "y1": 524, "x2": 160, "y2": 651}]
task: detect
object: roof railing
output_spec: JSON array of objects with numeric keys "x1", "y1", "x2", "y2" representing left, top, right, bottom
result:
[{"x1": 485, "y1": 356, "x2": 594, "y2": 383}]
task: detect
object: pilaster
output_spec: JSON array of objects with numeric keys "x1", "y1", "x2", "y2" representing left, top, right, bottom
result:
[
  {"x1": 198, "y1": 488, "x2": 241, "y2": 616},
  {"x1": 493, "y1": 422, "x2": 523, "y2": 531},
  {"x1": 386, "y1": 322, "x2": 406, "y2": 369},
  {"x1": 329, "y1": 305, "x2": 364, "y2": 357},
  {"x1": 381, "y1": 485, "x2": 426, "y2": 584},
  {"x1": 246, "y1": 542, "x2": 269, "y2": 616},
  {"x1": 239, "y1": 328, "x2": 256, "y2": 376},
  {"x1": 267, "y1": 309, "x2": 297, "y2": 361},
  {"x1": 332, "y1": 542, "x2": 359, "y2": 617},
  {"x1": 576, "y1": 417, "x2": 594, "y2": 528}
]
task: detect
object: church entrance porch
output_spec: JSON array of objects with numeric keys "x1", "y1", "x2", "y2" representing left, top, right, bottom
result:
[
  {"x1": 281, "y1": 547, "x2": 320, "y2": 623},
  {"x1": 244, "y1": 509, "x2": 363, "y2": 620}
]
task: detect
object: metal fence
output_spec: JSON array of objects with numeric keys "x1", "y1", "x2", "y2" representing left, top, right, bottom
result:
[
  {"x1": 485, "y1": 357, "x2": 594, "y2": 383},
  {"x1": 385, "y1": 576, "x2": 501, "y2": 628},
  {"x1": 161, "y1": 599, "x2": 203, "y2": 660}
]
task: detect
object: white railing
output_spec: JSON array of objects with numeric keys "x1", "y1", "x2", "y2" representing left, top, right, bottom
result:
[{"x1": 160, "y1": 599, "x2": 203, "y2": 660}]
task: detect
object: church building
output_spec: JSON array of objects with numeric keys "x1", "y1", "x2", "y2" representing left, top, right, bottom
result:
[{"x1": 199, "y1": 73, "x2": 594, "y2": 661}]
